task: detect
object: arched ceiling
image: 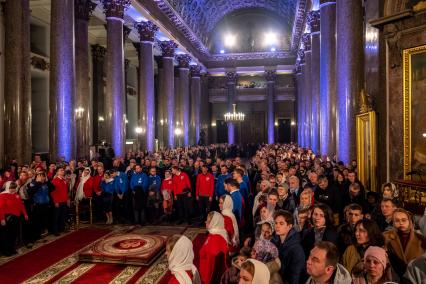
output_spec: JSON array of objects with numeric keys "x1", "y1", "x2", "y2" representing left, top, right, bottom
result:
[{"x1": 166, "y1": 0, "x2": 298, "y2": 47}]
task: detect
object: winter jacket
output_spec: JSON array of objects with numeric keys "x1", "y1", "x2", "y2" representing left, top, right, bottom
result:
[{"x1": 305, "y1": 264, "x2": 352, "y2": 284}]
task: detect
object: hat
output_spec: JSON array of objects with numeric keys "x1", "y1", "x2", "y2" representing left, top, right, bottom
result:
[{"x1": 364, "y1": 246, "x2": 387, "y2": 269}]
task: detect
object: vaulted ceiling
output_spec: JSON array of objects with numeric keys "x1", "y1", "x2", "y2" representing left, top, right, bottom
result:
[{"x1": 166, "y1": 0, "x2": 298, "y2": 42}]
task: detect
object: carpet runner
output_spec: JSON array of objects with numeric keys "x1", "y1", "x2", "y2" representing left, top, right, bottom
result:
[{"x1": 0, "y1": 225, "x2": 204, "y2": 284}]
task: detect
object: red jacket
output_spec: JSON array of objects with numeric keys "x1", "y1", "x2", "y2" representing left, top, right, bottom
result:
[
  {"x1": 74, "y1": 177, "x2": 95, "y2": 198},
  {"x1": 51, "y1": 176, "x2": 69, "y2": 203},
  {"x1": 161, "y1": 178, "x2": 174, "y2": 195},
  {"x1": 0, "y1": 193, "x2": 28, "y2": 222},
  {"x1": 199, "y1": 234, "x2": 229, "y2": 284},
  {"x1": 196, "y1": 173, "x2": 214, "y2": 197},
  {"x1": 172, "y1": 172, "x2": 191, "y2": 195},
  {"x1": 92, "y1": 174, "x2": 104, "y2": 194}
]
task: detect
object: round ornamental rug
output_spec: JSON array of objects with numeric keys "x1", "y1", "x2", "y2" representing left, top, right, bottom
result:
[{"x1": 79, "y1": 233, "x2": 166, "y2": 265}]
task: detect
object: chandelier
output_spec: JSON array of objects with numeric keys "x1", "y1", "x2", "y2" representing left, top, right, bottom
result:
[{"x1": 224, "y1": 104, "x2": 245, "y2": 122}]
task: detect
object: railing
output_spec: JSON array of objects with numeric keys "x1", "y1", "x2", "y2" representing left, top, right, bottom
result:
[{"x1": 394, "y1": 179, "x2": 426, "y2": 214}]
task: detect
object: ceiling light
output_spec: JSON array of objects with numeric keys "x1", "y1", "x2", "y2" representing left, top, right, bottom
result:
[
  {"x1": 224, "y1": 104, "x2": 245, "y2": 122},
  {"x1": 220, "y1": 49, "x2": 225, "y2": 54},
  {"x1": 224, "y1": 34, "x2": 236, "y2": 47},
  {"x1": 264, "y1": 32, "x2": 278, "y2": 46},
  {"x1": 270, "y1": 47, "x2": 276, "y2": 52}
]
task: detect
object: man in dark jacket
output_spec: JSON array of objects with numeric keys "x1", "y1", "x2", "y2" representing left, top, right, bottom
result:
[
  {"x1": 315, "y1": 175, "x2": 341, "y2": 220},
  {"x1": 272, "y1": 210, "x2": 307, "y2": 284}
]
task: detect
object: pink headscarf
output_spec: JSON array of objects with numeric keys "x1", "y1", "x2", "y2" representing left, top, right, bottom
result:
[{"x1": 364, "y1": 246, "x2": 388, "y2": 269}]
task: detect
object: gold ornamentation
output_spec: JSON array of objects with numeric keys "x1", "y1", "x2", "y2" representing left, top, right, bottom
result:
[
  {"x1": 403, "y1": 45, "x2": 426, "y2": 178},
  {"x1": 413, "y1": 1, "x2": 426, "y2": 12},
  {"x1": 359, "y1": 89, "x2": 372, "y2": 113},
  {"x1": 54, "y1": 263, "x2": 96, "y2": 284}
]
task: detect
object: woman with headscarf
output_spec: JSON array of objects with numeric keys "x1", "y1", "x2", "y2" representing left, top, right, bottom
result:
[
  {"x1": 74, "y1": 167, "x2": 94, "y2": 202},
  {"x1": 239, "y1": 259, "x2": 271, "y2": 284},
  {"x1": 254, "y1": 203, "x2": 275, "y2": 239},
  {"x1": 0, "y1": 181, "x2": 28, "y2": 256},
  {"x1": 199, "y1": 211, "x2": 229, "y2": 284},
  {"x1": 352, "y1": 246, "x2": 398, "y2": 284},
  {"x1": 219, "y1": 194, "x2": 239, "y2": 249},
  {"x1": 166, "y1": 234, "x2": 201, "y2": 284}
]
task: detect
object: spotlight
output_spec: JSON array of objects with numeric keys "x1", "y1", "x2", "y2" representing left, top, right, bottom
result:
[
  {"x1": 135, "y1": 127, "x2": 143, "y2": 134},
  {"x1": 98, "y1": 116, "x2": 105, "y2": 122},
  {"x1": 264, "y1": 32, "x2": 278, "y2": 46},
  {"x1": 423, "y1": 133, "x2": 426, "y2": 138},
  {"x1": 291, "y1": 121, "x2": 296, "y2": 126},
  {"x1": 174, "y1": 128, "x2": 182, "y2": 136},
  {"x1": 220, "y1": 49, "x2": 225, "y2": 54},
  {"x1": 275, "y1": 122, "x2": 279, "y2": 126},
  {"x1": 211, "y1": 122, "x2": 217, "y2": 127},
  {"x1": 270, "y1": 47, "x2": 276, "y2": 52},
  {"x1": 224, "y1": 33, "x2": 236, "y2": 47}
]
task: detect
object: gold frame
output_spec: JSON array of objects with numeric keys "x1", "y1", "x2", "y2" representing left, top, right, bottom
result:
[
  {"x1": 403, "y1": 45, "x2": 426, "y2": 178},
  {"x1": 356, "y1": 111, "x2": 377, "y2": 191}
]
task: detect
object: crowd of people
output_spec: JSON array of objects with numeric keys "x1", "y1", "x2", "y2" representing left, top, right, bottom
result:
[{"x1": 1, "y1": 143, "x2": 426, "y2": 284}]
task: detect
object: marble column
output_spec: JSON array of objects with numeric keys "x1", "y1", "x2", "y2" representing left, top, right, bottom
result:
[
  {"x1": 336, "y1": 0, "x2": 363, "y2": 163},
  {"x1": 177, "y1": 54, "x2": 191, "y2": 146},
  {"x1": 295, "y1": 66, "x2": 302, "y2": 145},
  {"x1": 0, "y1": 3, "x2": 4, "y2": 167},
  {"x1": 265, "y1": 70, "x2": 276, "y2": 144},
  {"x1": 302, "y1": 33, "x2": 312, "y2": 149},
  {"x1": 159, "y1": 40, "x2": 178, "y2": 148},
  {"x1": 190, "y1": 65, "x2": 201, "y2": 146},
  {"x1": 91, "y1": 44, "x2": 106, "y2": 145},
  {"x1": 102, "y1": 0, "x2": 131, "y2": 157},
  {"x1": 134, "y1": 21, "x2": 158, "y2": 153},
  {"x1": 309, "y1": 10, "x2": 320, "y2": 154},
  {"x1": 320, "y1": 0, "x2": 337, "y2": 156},
  {"x1": 50, "y1": 0, "x2": 75, "y2": 161},
  {"x1": 4, "y1": 0, "x2": 31, "y2": 164},
  {"x1": 75, "y1": 0, "x2": 96, "y2": 160},
  {"x1": 226, "y1": 71, "x2": 237, "y2": 145}
]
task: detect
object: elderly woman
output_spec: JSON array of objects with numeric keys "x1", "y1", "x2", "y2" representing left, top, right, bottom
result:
[
  {"x1": 352, "y1": 246, "x2": 398, "y2": 284},
  {"x1": 166, "y1": 234, "x2": 201, "y2": 284},
  {"x1": 199, "y1": 211, "x2": 229, "y2": 284}
]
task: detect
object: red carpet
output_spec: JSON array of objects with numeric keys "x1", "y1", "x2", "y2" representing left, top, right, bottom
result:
[
  {"x1": 0, "y1": 228, "x2": 111, "y2": 284},
  {"x1": 157, "y1": 232, "x2": 207, "y2": 284}
]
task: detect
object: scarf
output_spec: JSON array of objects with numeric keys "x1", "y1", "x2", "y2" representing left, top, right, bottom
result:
[
  {"x1": 221, "y1": 195, "x2": 239, "y2": 246},
  {"x1": 246, "y1": 259, "x2": 270, "y2": 284},
  {"x1": 75, "y1": 168, "x2": 91, "y2": 202},
  {"x1": 168, "y1": 236, "x2": 201, "y2": 284},
  {"x1": 1, "y1": 181, "x2": 13, "y2": 194},
  {"x1": 208, "y1": 211, "x2": 229, "y2": 244}
]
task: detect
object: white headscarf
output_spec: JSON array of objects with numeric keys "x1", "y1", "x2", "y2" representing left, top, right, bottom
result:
[
  {"x1": 208, "y1": 211, "x2": 230, "y2": 244},
  {"x1": 1, "y1": 181, "x2": 14, "y2": 194},
  {"x1": 75, "y1": 168, "x2": 91, "y2": 202},
  {"x1": 168, "y1": 235, "x2": 201, "y2": 284},
  {"x1": 221, "y1": 195, "x2": 239, "y2": 246},
  {"x1": 246, "y1": 259, "x2": 270, "y2": 284}
]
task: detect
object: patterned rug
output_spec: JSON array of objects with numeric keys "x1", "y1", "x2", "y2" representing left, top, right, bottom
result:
[
  {"x1": 79, "y1": 233, "x2": 166, "y2": 266},
  {"x1": 0, "y1": 225, "x2": 205, "y2": 284}
]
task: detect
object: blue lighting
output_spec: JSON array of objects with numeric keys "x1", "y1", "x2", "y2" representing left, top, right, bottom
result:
[
  {"x1": 270, "y1": 47, "x2": 276, "y2": 52},
  {"x1": 220, "y1": 49, "x2": 225, "y2": 54}
]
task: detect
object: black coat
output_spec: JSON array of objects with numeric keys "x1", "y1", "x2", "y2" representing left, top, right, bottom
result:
[
  {"x1": 272, "y1": 228, "x2": 307, "y2": 284},
  {"x1": 301, "y1": 227, "x2": 338, "y2": 258}
]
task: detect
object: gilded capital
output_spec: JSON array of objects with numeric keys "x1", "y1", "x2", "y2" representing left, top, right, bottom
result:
[
  {"x1": 91, "y1": 44, "x2": 107, "y2": 62},
  {"x1": 159, "y1": 40, "x2": 178, "y2": 58},
  {"x1": 134, "y1": 21, "x2": 158, "y2": 42},
  {"x1": 308, "y1": 10, "x2": 320, "y2": 33},
  {"x1": 101, "y1": 0, "x2": 131, "y2": 19},
  {"x1": 75, "y1": 0, "x2": 97, "y2": 21},
  {"x1": 177, "y1": 54, "x2": 192, "y2": 69},
  {"x1": 190, "y1": 65, "x2": 202, "y2": 78}
]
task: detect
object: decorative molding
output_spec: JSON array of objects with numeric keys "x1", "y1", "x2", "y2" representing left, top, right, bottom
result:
[
  {"x1": 190, "y1": 65, "x2": 202, "y2": 77},
  {"x1": 265, "y1": 70, "x2": 277, "y2": 82},
  {"x1": 226, "y1": 71, "x2": 238, "y2": 83},
  {"x1": 101, "y1": 0, "x2": 131, "y2": 19},
  {"x1": 159, "y1": 40, "x2": 178, "y2": 58},
  {"x1": 298, "y1": 49, "x2": 305, "y2": 64},
  {"x1": 31, "y1": 55, "x2": 50, "y2": 71},
  {"x1": 308, "y1": 10, "x2": 320, "y2": 33},
  {"x1": 134, "y1": 21, "x2": 158, "y2": 42},
  {"x1": 291, "y1": 0, "x2": 309, "y2": 51},
  {"x1": 176, "y1": 54, "x2": 192, "y2": 68},
  {"x1": 209, "y1": 51, "x2": 294, "y2": 62},
  {"x1": 302, "y1": 33, "x2": 311, "y2": 51},
  {"x1": 75, "y1": 0, "x2": 97, "y2": 21},
  {"x1": 91, "y1": 44, "x2": 107, "y2": 62}
]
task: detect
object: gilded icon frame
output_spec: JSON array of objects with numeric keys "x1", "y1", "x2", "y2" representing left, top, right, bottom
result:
[
  {"x1": 356, "y1": 111, "x2": 377, "y2": 191},
  {"x1": 402, "y1": 45, "x2": 426, "y2": 179}
]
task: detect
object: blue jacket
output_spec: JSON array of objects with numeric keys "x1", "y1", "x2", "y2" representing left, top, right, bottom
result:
[
  {"x1": 215, "y1": 173, "x2": 231, "y2": 198},
  {"x1": 101, "y1": 180, "x2": 115, "y2": 194},
  {"x1": 28, "y1": 181, "x2": 50, "y2": 205},
  {"x1": 114, "y1": 172, "x2": 128, "y2": 194},
  {"x1": 239, "y1": 180, "x2": 249, "y2": 202},
  {"x1": 230, "y1": 190, "x2": 243, "y2": 223},
  {"x1": 272, "y1": 228, "x2": 307, "y2": 284},
  {"x1": 130, "y1": 172, "x2": 149, "y2": 193},
  {"x1": 148, "y1": 175, "x2": 161, "y2": 193}
]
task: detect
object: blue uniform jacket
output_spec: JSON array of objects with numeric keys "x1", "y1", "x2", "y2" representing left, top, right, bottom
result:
[
  {"x1": 148, "y1": 175, "x2": 161, "y2": 193},
  {"x1": 130, "y1": 172, "x2": 149, "y2": 193},
  {"x1": 114, "y1": 172, "x2": 128, "y2": 194},
  {"x1": 215, "y1": 173, "x2": 231, "y2": 198}
]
